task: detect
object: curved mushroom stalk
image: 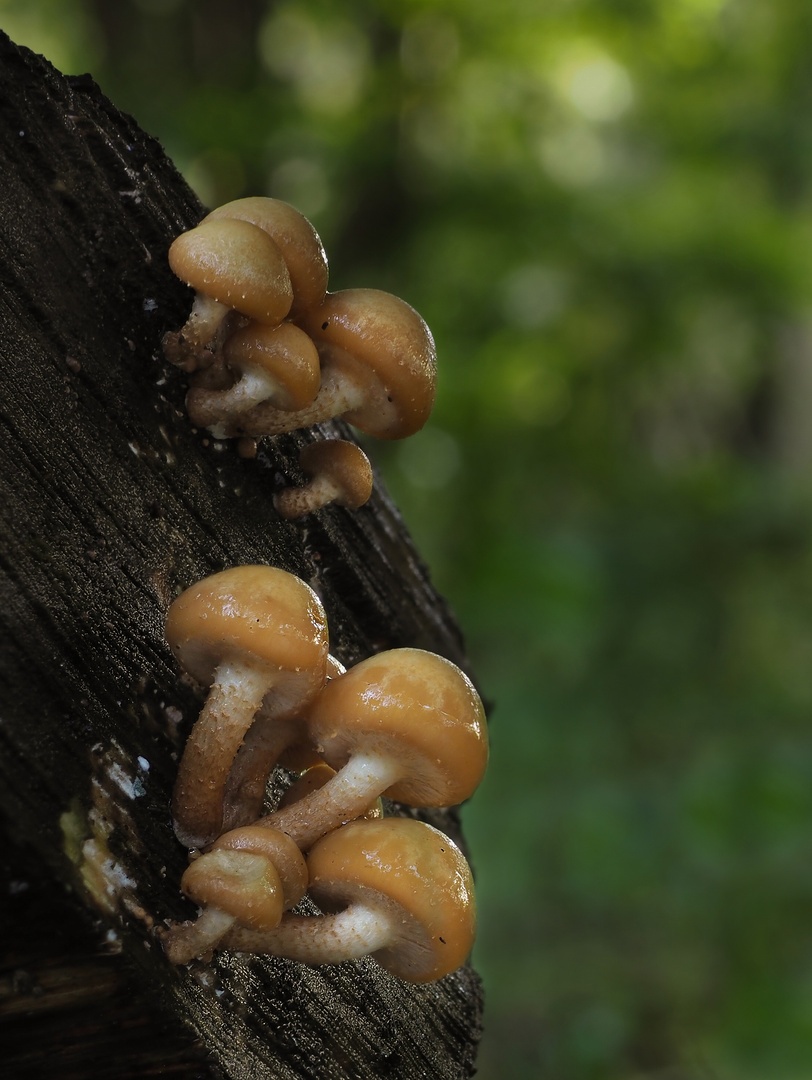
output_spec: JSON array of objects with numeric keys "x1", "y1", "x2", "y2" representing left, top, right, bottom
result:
[
  {"x1": 229, "y1": 349, "x2": 376, "y2": 436},
  {"x1": 163, "y1": 217, "x2": 294, "y2": 373},
  {"x1": 273, "y1": 441, "x2": 373, "y2": 520},
  {"x1": 220, "y1": 654, "x2": 346, "y2": 835},
  {"x1": 166, "y1": 565, "x2": 329, "y2": 849},
  {"x1": 256, "y1": 647, "x2": 488, "y2": 851},
  {"x1": 276, "y1": 762, "x2": 384, "y2": 822},
  {"x1": 162, "y1": 293, "x2": 239, "y2": 373},
  {"x1": 229, "y1": 289, "x2": 437, "y2": 441},
  {"x1": 221, "y1": 818, "x2": 478, "y2": 984},
  {"x1": 161, "y1": 826, "x2": 307, "y2": 965},
  {"x1": 186, "y1": 321, "x2": 321, "y2": 433},
  {"x1": 172, "y1": 654, "x2": 278, "y2": 843}
]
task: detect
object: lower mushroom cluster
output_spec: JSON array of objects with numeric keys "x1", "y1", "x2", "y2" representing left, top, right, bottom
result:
[{"x1": 159, "y1": 565, "x2": 488, "y2": 984}]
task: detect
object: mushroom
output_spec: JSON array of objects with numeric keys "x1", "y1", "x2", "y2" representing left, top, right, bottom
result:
[
  {"x1": 203, "y1": 196, "x2": 329, "y2": 321},
  {"x1": 220, "y1": 817, "x2": 477, "y2": 984},
  {"x1": 166, "y1": 565, "x2": 329, "y2": 849},
  {"x1": 227, "y1": 289, "x2": 437, "y2": 440},
  {"x1": 273, "y1": 440, "x2": 373, "y2": 520},
  {"x1": 185, "y1": 320, "x2": 321, "y2": 434},
  {"x1": 163, "y1": 218, "x2": 294, "y2": 372},
  {"x1": 161, "y1": 825, "x2": 308, "y2": 965},
  {"x1": 256, "y1": 647, "x2": 488, "y2": 851}
]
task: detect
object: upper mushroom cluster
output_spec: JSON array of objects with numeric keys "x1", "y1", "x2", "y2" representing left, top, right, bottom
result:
[
  {"x1": 163, "y1": 196, "x2": 438, "y2": 517},
  {"x1": 159, "y1": 565, "x2": 488, "y2": 983}
]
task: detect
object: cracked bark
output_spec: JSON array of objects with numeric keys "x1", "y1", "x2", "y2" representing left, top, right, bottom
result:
[{"x1": 0, "y1": 33, "x2": 484, "y2": 1080}]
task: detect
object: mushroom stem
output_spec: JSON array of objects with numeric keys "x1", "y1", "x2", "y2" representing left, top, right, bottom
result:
[
  {"x1": 162, "y1": 294, "x2": 235, "y2": 372},
  {"x1": 222, "y1": 903, "x2": 392, "y2": 964},
  {"x1": 173, "y1": 657, "x2": 277, "y2": 849},
  {"x1": 258, "y1": 749, "x2": 402, "y2": 850},
  {"x1": 161, "y1": 900, "x2": 238, "y2": 966},
  {"x1": 220, "y1": 712, "x2": 301, "y2": 833},
  {"x1": 273, "y1": 471, "x2": 355, "y2": 520},
  {"x1": 222, "y1": 355, "x2": 366, "y2": 438},
  {"x1": 220, "y1": 653, "x2": 346, "y2": 832},
  {"x1": 189, "y1": 368, "x2": 286, "y2": 426}
]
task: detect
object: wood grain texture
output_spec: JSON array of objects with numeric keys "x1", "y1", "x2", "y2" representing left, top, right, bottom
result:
[{"x1": 0, "y1": 33, "x2": 483, "y2": 1079}]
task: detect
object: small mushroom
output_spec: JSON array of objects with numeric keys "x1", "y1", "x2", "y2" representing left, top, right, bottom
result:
[
  {"x1": 161, "y1": 825, "x2": 308, "y2": 965},
  {"x1": 273, "y1": 440, "x2": 373, "y2": 520},
  {"x1": 229, "y1": 289, "x2": 437, "y2": 440},
  {"x1": 220, "y1": 817, "x2": 477, "y2": 983},
  {"x1": 163, "y1": 218, "x2": 294, "y2": 372},
  {"x1": 185, "y1": 320, "x2": 322, "y2": 434},
  {"x1": 166, "y1": 565, "x2": 329, "y2": 849},
  {"x1": 257, "y1": 647, "x2": 488, "y2": 851},
  {"x1": 203, "y1": 196, "x2": 329, "y2": 321}
]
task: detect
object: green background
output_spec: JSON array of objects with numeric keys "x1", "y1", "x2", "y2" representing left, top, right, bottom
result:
[{"x1": 6, "y1": 1, "x2": 812, "y2": 1075}]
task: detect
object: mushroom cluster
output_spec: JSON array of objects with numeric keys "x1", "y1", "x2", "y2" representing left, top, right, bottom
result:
[
  {"x1": 163, "y1": 196, "x2": 438, "y2": 517},
  {"x1": 159, "y1": 565, "x2": 487, "y2": 983}
]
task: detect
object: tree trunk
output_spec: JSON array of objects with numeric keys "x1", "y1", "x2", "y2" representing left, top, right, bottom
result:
[{"x1": 0, "y1": 34, "x2": 483, "y2": 1079}]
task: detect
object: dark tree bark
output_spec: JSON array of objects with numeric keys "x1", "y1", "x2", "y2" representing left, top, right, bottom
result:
[{"x1": 0, "y1": 35, "x2": 484, "y2": 1079}]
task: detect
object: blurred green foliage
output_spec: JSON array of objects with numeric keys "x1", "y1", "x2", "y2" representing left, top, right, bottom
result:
[{"x1": 6, "y1": 0, "x2": 812, "y2": 1074}]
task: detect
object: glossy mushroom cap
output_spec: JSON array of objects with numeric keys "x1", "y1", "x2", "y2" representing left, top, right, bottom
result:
[
  {"x1": 186, "y1": 320, "x2": 321, "y2": 433},
  {"x1": 180, "y1": 846, "x2": 284, "y2": 934},
  {"x1": 166, "y1": 565, "x2": 328, "y2": 714},
  {"x1": 211, "y1": 825, "x2": 308, "y2": 913},
  {"x1": 204, "y1": 197, "x2": 328, "y2": 320},
  {"x1": 273, "y1": 440, "x2": 374, "y2": 520},
  {"x1": 166, "y1": 565, "x2": 329, "y2": 848},
  {"x1": 309, "y1": 818, "x2": 476, "y2": 982},
  {"x1": 307, "y1": 647, "x2": 488, "y2": 807},
  {"x1": 222, "y1": 817, "x2": 477, "y2": 983},
  {"x1": 168, "y1": 218, "x2": 294, "y2": 326},
  {"x1": 298, "y1": 289, "x2": 437, "y2": 439}
]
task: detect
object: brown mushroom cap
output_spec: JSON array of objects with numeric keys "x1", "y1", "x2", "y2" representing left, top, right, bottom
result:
[
  {"x1": 180, "y1": 846, "x2": 284, "y2": 933},
  {"x1": 204, "y1": 197, "x2": 328, "y2": 320},
  {"x1": 168, "y1": 218, "x2": 294, "y2": 325},
  {"x1": 307, "y1": 818, "x2": 476, "y2": 982},
  {"x1": 273, "y1": 440, "x2": 373, "y2": 520},
  {"x1": 297, "y1": 289, "x2": 437, "y2": 439},
  {"x1": 305, "y1": 647, "x2": 488, "y2": 807},
  {"x1": 212, "y1": 825, "x2": 308, "y2": 911},
  {"x1": 166, "y1": 565, "x2": 329, "y2": 708},
  {"x1": 230, "y1": 288, "x2": 437, "y2": 440}
]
